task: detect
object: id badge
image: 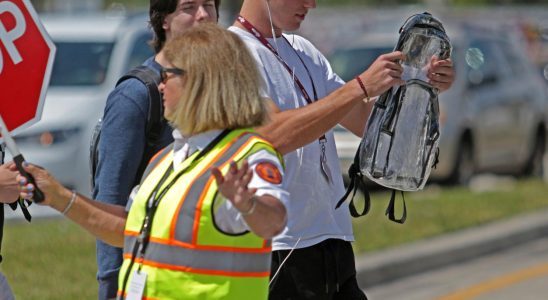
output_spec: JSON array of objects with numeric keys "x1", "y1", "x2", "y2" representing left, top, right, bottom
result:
[{"x1": 126, "y1": 270, "x2": 147, "y2": 300}]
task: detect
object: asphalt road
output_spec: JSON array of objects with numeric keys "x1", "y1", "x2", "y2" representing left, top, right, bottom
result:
[{"x1": 366, "y1": 236, "x2": 548, "y2": 300}]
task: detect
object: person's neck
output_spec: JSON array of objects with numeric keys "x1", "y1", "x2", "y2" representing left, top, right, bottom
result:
[
  {"x1": 155, "y1": 50, "x2": 169, "y2": 66},
  {"x1": 235, "y1": 2, "x2": 282, "y2": 38}
]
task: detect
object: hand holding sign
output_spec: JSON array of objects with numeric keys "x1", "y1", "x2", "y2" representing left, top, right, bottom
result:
[
  {"x1": 0, "y1": 0, "x2": 56, "y2": 203},
  {"x1": 0, "y1": 114, "x2": 45, "y2": 203}
]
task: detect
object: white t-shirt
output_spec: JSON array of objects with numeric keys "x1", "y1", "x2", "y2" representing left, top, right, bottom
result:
[
  {"x1": 127, "y1": 129, "x2": 289, "y2": 233},
  {"x1": 230, "y1": 26, "x2": 354, "y2": 251}
]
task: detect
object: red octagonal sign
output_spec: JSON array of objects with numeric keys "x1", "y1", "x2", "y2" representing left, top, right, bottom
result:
[{"x1": 0, "y1": 0, "x2": 55, "y2": 136}]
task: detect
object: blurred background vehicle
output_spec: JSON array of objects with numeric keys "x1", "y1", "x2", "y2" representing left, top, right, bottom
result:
[
  {"x1": 7, "y1": 12, "x2": 155, "y2": 196},
  {"x1": 328, "y1": 20, "x2": 548, "y2": 186}
]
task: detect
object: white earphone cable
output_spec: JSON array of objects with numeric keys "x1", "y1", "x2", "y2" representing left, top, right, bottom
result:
[
  {"x1": 265, "y1": 0, "x2": 279, "y2": 53},
  {"x1": 269, "y1": 236, "x2": 302, "y2": 286}
]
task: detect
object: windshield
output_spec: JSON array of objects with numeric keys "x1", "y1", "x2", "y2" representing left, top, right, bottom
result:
[
  {"x1": 330, "y1": 47, "x2": 392, "y2": 82},
  {"x1": 49, "y1": 42, "x2": 114, "y2": 87}
]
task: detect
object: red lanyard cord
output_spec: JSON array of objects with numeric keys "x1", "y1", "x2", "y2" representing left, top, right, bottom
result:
[{"x1": 237, "y1": 15, "x2": 324, "y2": 141}]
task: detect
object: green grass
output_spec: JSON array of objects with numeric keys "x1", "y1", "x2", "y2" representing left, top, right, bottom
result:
[
  {"x1": 0, "y1": 219, "x2": 97, "y2": 299},
  {"x1": 351, "y1": 179, "x2": 548, "y2": 253},
  {"x1": 0, "y1": 179, "x2": 547, "y2": 298}
]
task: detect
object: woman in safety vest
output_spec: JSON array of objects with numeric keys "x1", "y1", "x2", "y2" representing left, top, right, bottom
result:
[{"x1": 15, "y1": 23, "x2": 288, "y2": 300}]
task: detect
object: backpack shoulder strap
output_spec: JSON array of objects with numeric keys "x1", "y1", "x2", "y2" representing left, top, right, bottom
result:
[{"x1": 116, "y1": 65, "x2": 163, "y2": 144}]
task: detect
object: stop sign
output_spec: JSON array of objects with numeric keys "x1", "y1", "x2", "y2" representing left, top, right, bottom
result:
[{"x1": 0, "y1": 0, "x2": 55, "y2": 136}]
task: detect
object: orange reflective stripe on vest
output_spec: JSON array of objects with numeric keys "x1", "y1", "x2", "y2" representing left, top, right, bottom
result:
[
  {"x1": 124, "y1": 130, "x2": 274, "y2": 276},
  {"x1": 123, "y1": 235, "x2": 270, "y2": 277}
]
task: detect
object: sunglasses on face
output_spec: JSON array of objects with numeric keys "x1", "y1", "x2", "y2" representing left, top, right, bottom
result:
[{"x1": 160, "y1": 67, "x2": 185, "y2": 83}]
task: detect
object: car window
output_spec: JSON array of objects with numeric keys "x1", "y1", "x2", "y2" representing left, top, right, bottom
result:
[
  {"x1": 330, "y1": 47, "x2": 393, "y2": 82},
  {"x1": 49, "y1": 42, "x2": 114, "y2": 86},
  {"x1": 124, "y1": 32, "x2": 155, "y2": 72},
  {"x1": 465, "y1": 39, "x2": 501, "y2": 88},
  {"x1": 498, "y1": 40, "x2": 528, "y2": 77}
]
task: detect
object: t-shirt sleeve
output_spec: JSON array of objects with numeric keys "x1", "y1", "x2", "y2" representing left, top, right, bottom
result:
[
  {"x1": 316, "y1": 43, "x2": 346, "y2": 94},
  {"x1": 213, "y1": 149, "x2": 289, "y2": 234},
  {"x1": 93, "y1": 79, "x2": 149, "y2": 206}
]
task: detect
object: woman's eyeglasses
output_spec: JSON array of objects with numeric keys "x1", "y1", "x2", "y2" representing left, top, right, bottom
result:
[{"x1": 160, "y1": 67, "x2": 185, "y2": 83}]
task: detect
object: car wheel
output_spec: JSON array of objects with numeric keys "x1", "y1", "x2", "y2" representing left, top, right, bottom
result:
[
  {"x1": 449, "y1": 139, "x2": 474, "y2": 185},
  {"x1": 523, "y1": 132, "x2": 545, "y2": 178}
]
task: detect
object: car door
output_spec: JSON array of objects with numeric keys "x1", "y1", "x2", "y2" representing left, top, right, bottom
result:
[
  {"x1": 465, "y1": 37, "x2": 519, "y2": 170},
  {"x1": 498, "y1": 39, "x2": 541, "y2": 165}
]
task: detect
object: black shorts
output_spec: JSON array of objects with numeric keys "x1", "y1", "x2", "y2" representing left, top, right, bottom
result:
[{"x1": 269, "y1": 239, "x2": 368, "y2": 300}]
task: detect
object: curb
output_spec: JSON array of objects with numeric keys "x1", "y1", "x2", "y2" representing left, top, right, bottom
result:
[{"x1": 355, "y1": 208, "x2": 548, "y2": 287}]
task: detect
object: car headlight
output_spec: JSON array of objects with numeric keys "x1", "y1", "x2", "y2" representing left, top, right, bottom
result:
[{"x1": 14, "y1": 127, "x2": 81, "y2": 147}]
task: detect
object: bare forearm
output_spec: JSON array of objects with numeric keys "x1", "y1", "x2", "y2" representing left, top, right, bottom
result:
[
  {"x1": 340, "y1": 98, "x2": 376, "y2": 137},
  {"x1": 242, "y1": 195, "x2": 286, "y2": 240},
  {"x1": 51, "y1": 189, "x2": 127, "y2": 247},
  {"x1": 257, "y1": 81, "x2": 364, "y2": 154}
]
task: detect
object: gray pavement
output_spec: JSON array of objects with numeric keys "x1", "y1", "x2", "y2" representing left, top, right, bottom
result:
[{"x1": 355, "y1": 208, "x2": 548, "y2": 288}]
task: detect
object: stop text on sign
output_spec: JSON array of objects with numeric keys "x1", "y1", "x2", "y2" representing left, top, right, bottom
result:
[{"x1": 0, "y1": 1, "x2": 26, "y2": 74}]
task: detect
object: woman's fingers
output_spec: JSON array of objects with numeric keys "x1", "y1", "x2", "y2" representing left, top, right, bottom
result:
[
  {"x1": 229, "y1": 161, "x2": 238, "y2": 174},
  {"x1": 241, "y1": 168, "x2": 253, "y2": 187},
  {"x1": 211, "y1": 167, "x2": 224, "y2": 185},
  {"x1": 213, "y1": 160, "x2": 256, "y2": 203},
  {"x1": 17, "y1": 176, "x2": 34, "y2": 200}
]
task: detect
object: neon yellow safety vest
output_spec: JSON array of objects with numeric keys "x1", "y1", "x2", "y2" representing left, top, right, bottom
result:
[{"x1": 118, "y1": 129, "x2": 282, "y2": 300}]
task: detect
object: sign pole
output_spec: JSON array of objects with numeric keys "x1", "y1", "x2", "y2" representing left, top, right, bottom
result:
[{"x1": 0, "y1": 114, "x2": 44, "y2": 203}]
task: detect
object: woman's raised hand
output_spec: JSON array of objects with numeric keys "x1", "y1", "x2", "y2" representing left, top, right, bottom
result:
[{"x1": 211, "y1": 160, "x2": 257, "y2": 214}]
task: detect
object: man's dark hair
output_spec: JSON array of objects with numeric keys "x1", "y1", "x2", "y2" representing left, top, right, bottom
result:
[{"x1": 149, "y1": 0, "x2": 221, "y2": 53}]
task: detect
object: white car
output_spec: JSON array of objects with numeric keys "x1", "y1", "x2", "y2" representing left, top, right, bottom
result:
[{"x1": 9, "y1": 13, "x2": 155, "y2": 196}]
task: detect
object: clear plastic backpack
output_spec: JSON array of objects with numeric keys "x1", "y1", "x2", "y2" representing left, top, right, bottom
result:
[
  {"x1": 337, "y1": 12, "x2": 451, "y2": 223},
  {"x1": 362, "y1": 12, "x2": 451, "y2": 191}
]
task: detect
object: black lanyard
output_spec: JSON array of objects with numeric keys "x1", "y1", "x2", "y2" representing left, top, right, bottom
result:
[{"x1": 120, "y1": 129, "x2": 231, "y2": 297}]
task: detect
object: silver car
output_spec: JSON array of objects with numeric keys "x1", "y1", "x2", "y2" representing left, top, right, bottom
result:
[
  {"x1": 8, "y1": 13, "x2": 155, "y2": 196},
  {"x1": 329, "y1": 21, "x2": 548, "y2": 185}
]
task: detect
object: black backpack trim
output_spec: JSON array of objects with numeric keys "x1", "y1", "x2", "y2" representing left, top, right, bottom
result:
[
  {"x1": 335, "y1": 142, "x2": 407, "y2": 224},
  {"x1": 90, "y1": 66, "x2": 164, "y2": 188}
]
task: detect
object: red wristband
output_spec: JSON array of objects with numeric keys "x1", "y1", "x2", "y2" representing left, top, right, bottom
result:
[{"x1": 355, "y1": 76, "x2": 370, "y2": 102}]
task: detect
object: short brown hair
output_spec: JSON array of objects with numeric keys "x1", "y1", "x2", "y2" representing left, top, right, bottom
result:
[
  {"x1": 164, "y1": 23, "x2": 267, "y2": 135},
  {"x1": 149, "y1": 0, "x2": 221, "y2": 53}
]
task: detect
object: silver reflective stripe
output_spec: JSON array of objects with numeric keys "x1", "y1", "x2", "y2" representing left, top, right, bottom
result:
[
  {"x1": 173, "y1": 132, "x2": 257, "y2": 243},
  {"x1": 124, "y1": 236, "x2": 271, "y2": 273},
  {"x1": 140, "y1": 144, "x2": 173, "y2": 184}
]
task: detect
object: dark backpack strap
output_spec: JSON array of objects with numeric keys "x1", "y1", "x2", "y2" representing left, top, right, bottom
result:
[
  {"x1": 115, "y1": 66, "x2": 165, "y2": 187},
  {"x1": 335, "y1": 142, "x2": 371, "y2": 218},
  {"x1": 385, "y1": 190, "x2": 407, "y2": 224},
  {"x1": 116, "y1": 66, "x2": 164, "y2": 146}
]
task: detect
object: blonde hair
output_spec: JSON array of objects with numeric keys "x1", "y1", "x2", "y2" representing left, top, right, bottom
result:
[{"x1": 163, "y1": 23, "x2": 267, "y2": 135}]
